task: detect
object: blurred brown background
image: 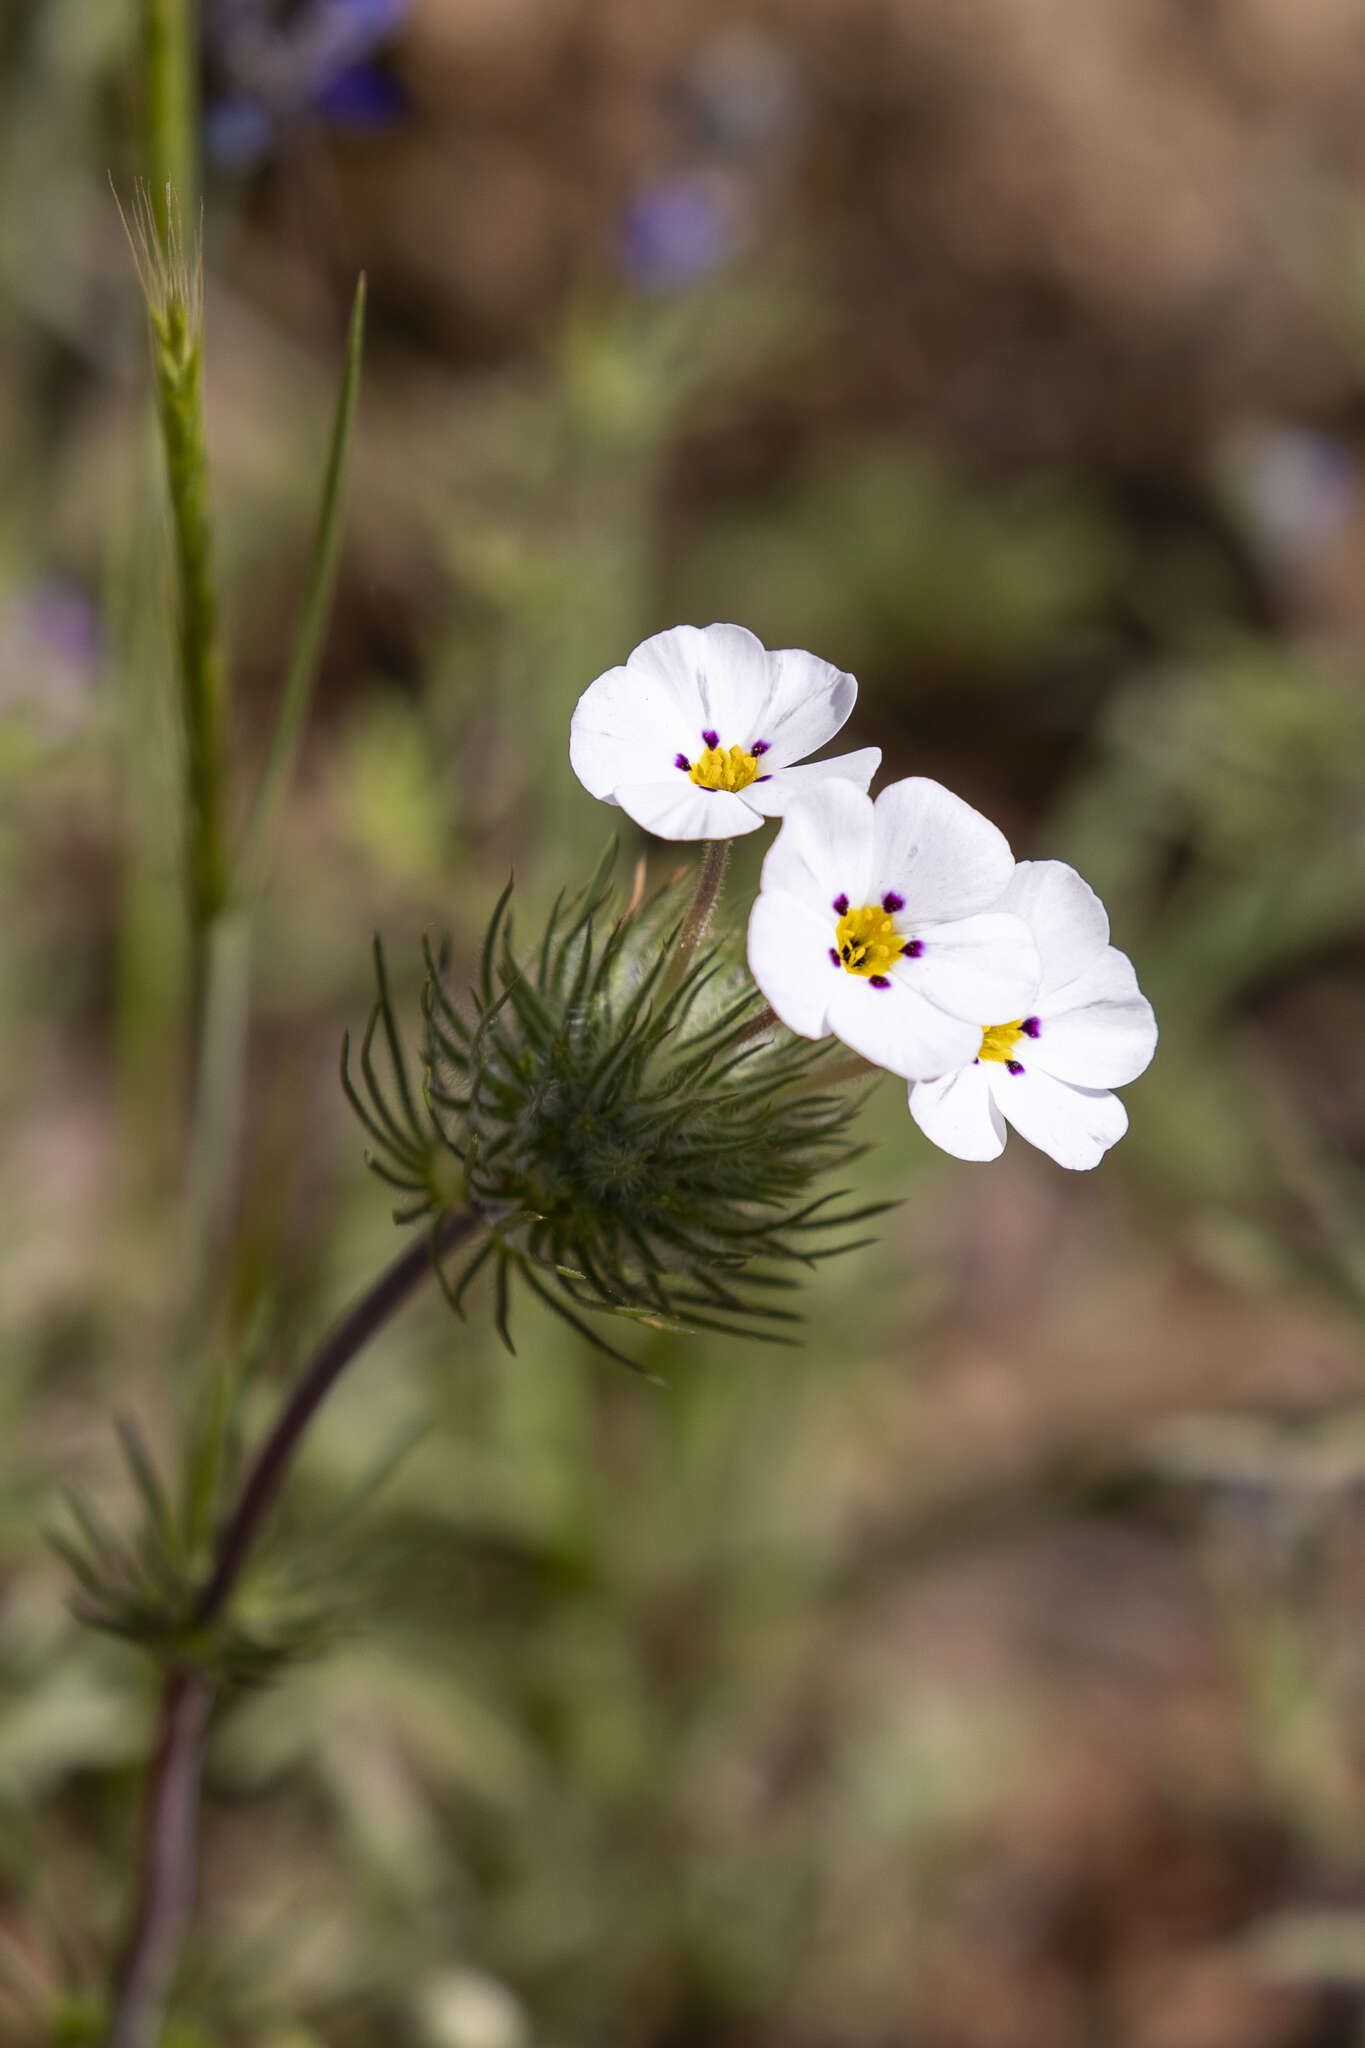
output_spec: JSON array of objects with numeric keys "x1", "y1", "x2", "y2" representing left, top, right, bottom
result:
[{"x1": 5, "y1": 2, "x2": 1365, "y2": 2044}]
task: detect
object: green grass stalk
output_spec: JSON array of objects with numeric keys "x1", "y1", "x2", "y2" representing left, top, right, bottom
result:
[
  {"x1": 181, "y1": 910, "x2": 252, "y2": 1315},
  {"x1": 157, "y1": 294, "x2": 227, "y2": 939},
  {"x1": 122, "y1": 186, "x2": 228, "y2": 944},
  {"x1": 111, "y1": 418, "x2": 191, "y2": 1193},
  {"x1": 141, "y1": 0, "x2": 197, "y2": 234},
  {"x1": 237, "y1": 276, "x2": 368, "y2": 894}
]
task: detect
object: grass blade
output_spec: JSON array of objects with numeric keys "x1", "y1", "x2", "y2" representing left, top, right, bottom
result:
[{"x1": 236, "y1": 274, "x2": 367, "y2": 894}]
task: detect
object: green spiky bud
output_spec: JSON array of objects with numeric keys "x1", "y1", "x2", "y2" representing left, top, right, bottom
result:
[{"x1": 344, "y1": 854, "x2": 886, "y2": 1365}]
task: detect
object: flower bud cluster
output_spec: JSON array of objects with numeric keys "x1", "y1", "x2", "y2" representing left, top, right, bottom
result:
[{"x1": 346, "y1": 867, "x2": 881, "y2": 1363}]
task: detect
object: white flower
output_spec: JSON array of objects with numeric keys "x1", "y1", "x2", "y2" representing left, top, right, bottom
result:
[
  {"x1": 908, "y1": 860, "x2": 1158, "y2": 1170},
  {"x1": 569, "y1": 622, "x2": 880, "y2": 840},
  {"x1": 746, "y1": 778, "x2": 1041, "y2": 1081}
]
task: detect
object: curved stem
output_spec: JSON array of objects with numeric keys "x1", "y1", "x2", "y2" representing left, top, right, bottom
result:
[
  {"x1": 195, "y1": 1208, "x2": 477, "y2": 1626},
  {"x1": 105, "y1": 1208, "x2": 479, "y2": 2048}
]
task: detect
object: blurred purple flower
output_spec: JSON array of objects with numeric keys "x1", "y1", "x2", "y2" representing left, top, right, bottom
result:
[
  {"x1": 619, "y1": 172, "x2": 739, "y2": 295},
  {"x1": 313, "y1": 59, "x2": 406, "y2": 125},
  {"x1": 205, "y1": 0, "x2": 410, "y2": 169},
  {"x1": 1224, "y1": 424, "x2": 1357, "y2": 569},
  {"x1": 0, "y1": 580, "x2": 102, "y2": 730},
  {"x1": 205, "y1": 96, "x2": 276, "y2": 170}
]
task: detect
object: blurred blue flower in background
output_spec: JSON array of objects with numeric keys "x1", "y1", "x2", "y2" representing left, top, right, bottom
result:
[
  {"x1": 0, "y1": 579, "x2": 102, "y2": 731},
  {"x1": 206, "y1": 0, "x2": 409, "y2": 170},
  {"x1": 617, "y1": 29, "x2": 804, "y2": 296},
  {"x1": 1222, "y1": 423, "x2": 1358, "y2": 572},
  {"x1": 619, "y1": 170, "x2": 740, "y2": 294}
]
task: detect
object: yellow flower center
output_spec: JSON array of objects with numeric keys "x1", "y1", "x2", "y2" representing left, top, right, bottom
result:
[
  {"x1": 977, "y1": 1019, "x2": 1026, "y2": 1064},
  {"x1": 835, "y1": 904, "x2": 903, "y2": 978},
  {"x1": 689, "y1": 743, "x2": 761, "y2": 793}
]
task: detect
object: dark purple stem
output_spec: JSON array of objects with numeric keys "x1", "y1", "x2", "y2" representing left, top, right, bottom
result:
[
  {"x1": 195, "y1": 1208, "x2": 477, "y2": 1625},
  {"x1": 105, "y1": 1208, "x2": 478, "y2": 2048},
  {"x1": 106, "y1": 1669, "x2": 213, "y2": 2048}
]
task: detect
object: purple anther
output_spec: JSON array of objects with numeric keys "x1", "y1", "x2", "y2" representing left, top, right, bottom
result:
[
  {"x1": 674, "y1": 753, "x2": 691, "y2": 771},
  {"x1": 869, "y1": 974, "x2": 891, "y2": 989},
  {"x1": 702, "y1": 729, "x2": 719, "y2": 749},
  {"x1": 751, "y1": 739, "x2": 770, "y2": 755},
  {"x1": 1006, "y1": 1059, "x2": 1025, "y2": 1075},
  {"x1": 902, "y1": 938, "x2": 923, "y2": 959},
  {"x1": 832, "y1": 893, "x2": 849, "y2": 915},
  {"x1": 829, "y1": 948, "x2": 841, "y2": 968},
  {"x1": 1022, "y1": 1016, "x2": 1041, "y2": 1038},
  {"x1": 881, "y1": 891, "x2": 905, "y2": 913}
]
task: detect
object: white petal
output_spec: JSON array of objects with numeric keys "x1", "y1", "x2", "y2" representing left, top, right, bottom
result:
[
  {"x1": 1048, "y1": 942, "x2": 1142, "y2": 1009},
  {"x1": 752, "y1": 649, "x2": 858, "y2": 767},
  {"x1": 760, "y1": 779, "x2": 875, "y2": 912},
  {"x1": 569, "y1": 662, "x2": 697, "y2": 800},
  {"x1": 909, "y1": 1066, "x2": 1007, "y2": 1162},
  {"x1": 624, "y1": 624, "x2": 712, "y2": 727},
  {"x1": 827, "y1": 973, "x2": 980, "y2": 1081},
  {"x1": 998, "y1": 860, "x2": 1109, "y2": 995},
  {"x1": 870, "y1": 778, "x2": 1016, "y2": 922},
  {"x1": 696, "y1": 622, "x2": 777, "y2": 733},
  {"x1": 902, "y1": 911, "x2": 1041, "y2": 1026},
  {"x1": 746, "y1": 889, "x2": 839, "y2": 1039},
  {"x1": 988, "y1": 1064, "x2": 1129, "y2": 1170},
  {"x1": 1028, "y1": 947, "x2": 1158, "y2": 1089},
  {"x1": 615, "y1": 780, "x2": 764, "y2": 841},
  {"x1": 630, "y1": 622, "x2": 775, "y2": 743},
  {"x1": 745, "y1": 748, "x2": 882, "y2": 816}
]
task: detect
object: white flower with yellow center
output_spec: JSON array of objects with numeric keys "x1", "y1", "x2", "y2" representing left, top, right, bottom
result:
[
  {"x1": 908, "y1": 860, "x2": 1158, "y2": 1170},
  {"x1": 569, "y1": 622, "x2": 880, "y2": 840},
  {"x1": 746, "y1": 778, "x2": 1042, "y2": 1081}
]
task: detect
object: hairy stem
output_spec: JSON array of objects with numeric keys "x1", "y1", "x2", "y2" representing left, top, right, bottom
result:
[
  {"x1": 105, "y1": 1209, "x2": 480, "y2": 2048},
  {"x1": 809, "y1": 1055, "x2": 876, "y2": 1090},
  {"x1": 728, "y1": 1002, "x2": 780, "y2": 1046},
  {"x1": 667, "y1": 839, "x2": 731, "y2": 988}
]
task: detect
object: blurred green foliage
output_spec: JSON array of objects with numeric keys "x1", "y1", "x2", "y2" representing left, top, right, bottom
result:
[{"x1": 4, "y1": 2, "x2": 1365, "y2": 2045}]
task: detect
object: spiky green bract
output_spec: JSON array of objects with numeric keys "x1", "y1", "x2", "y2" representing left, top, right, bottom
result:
[
  {"x1": 49, "y1": 1416, "x2": 332, "y2": 1687},
  {"x1": 344, "y1": 859, "x2": 888, "y2": 1367}
]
